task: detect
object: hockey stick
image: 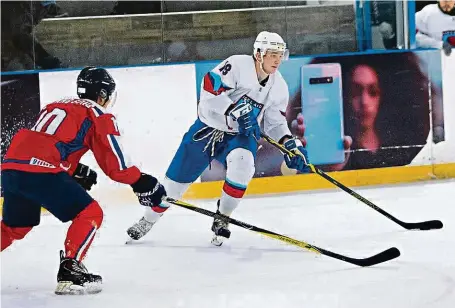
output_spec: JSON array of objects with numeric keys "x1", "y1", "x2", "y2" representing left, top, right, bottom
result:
[
  {"x1": 164, "y1": 197, "x2": 400, "y2": 267},
  {"x1": 261, "y1": 133, "x2": 443, "y2": 231}
]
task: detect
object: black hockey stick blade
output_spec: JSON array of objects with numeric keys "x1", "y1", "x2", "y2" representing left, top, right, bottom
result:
[
  {"x1": 261, "y1": 133, "x2": 443, "y2": 231},
  {"x1": 165, "y1": 197, "x2": 400, "y2": 267},
  {"x1": 402, "y1": 220, "x2": 443, "y2": 230},
  {"x1": 322, "y1": 247, "x2": 401, "y2": 267}
]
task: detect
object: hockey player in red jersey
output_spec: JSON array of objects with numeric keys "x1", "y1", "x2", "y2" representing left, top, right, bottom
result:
[{"x1": 1, "y1": 66, "x2": 166, "y2": 295}]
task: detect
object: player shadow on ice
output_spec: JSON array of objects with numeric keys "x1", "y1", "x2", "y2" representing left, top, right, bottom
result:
[
  {"x1": 121, "y1": 239, "x2": 402, "y2": 269},
  {"x1": 123, "y1": 239, "x2": 313, "y2": 261}
]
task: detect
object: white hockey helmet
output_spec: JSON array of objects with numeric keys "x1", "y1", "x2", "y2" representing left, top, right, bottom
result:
[{"x1": 253, "y1": 31, "x2": 289, "y2": 61}]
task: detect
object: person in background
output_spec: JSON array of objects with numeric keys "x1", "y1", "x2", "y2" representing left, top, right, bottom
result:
[
  {"x1": 1, "y1": 1, "x2": 64, "y2": 71},
  {"x1": 416, "y1": 0, "x2": 455, "y2": 56},
  {"x1": 371, "y1": 0, "x2": 398, "y2": 49},
  {"x1": 43, "y1": 1, "x2": 68, "y2": 18}
]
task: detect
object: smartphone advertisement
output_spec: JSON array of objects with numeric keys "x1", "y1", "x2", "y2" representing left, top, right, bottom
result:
[{"x1": 300, "y1": 63, "x2": 344, "y2": 165}]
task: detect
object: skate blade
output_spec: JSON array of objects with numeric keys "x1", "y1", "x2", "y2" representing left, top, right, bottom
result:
[
  {"x1": 211, "y1": 235, "x2": 224, "y2": 246},
  {"x1": 55, "y1": 281, "x2": 102, "y2": 295},
  {"x1": 125, "y1": 231, "x2": 140, "y2": 244},
  {"x1": 125, "y1": 236, "x2": 135, "y2": 245}
]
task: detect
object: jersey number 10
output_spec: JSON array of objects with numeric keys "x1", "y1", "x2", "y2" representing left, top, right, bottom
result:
[{"x1": 31, "y1": 108, "x2": 67, "y2": 135}]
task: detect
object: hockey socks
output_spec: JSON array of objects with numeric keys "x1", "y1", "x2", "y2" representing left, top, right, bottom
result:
[
  {"x1": 64, "y1": 201, "x2": 103, "y2": 262},
  {"x1": 1, "y1": 221, "x2": 32, "y2": 251},
  {"x1": 219, "y1": 179, "x2": 246, "y2": 216}
]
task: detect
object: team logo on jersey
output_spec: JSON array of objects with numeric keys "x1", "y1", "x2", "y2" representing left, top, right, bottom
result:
[
  {"x1": 238, "y1": 95, "x2": 264, "y2": 118},
  {"x1": 203, "y1": 72, "x2": 233, "y2": 95}
]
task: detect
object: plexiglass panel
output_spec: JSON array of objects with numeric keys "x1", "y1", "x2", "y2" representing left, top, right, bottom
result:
[{"x1": 1, "y1": 0, "x2": 357, "y2": 72}]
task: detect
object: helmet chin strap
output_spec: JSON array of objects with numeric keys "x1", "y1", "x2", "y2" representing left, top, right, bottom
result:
[{"x1": 95, "y1": 93, "x2": 116, "y2": 111}]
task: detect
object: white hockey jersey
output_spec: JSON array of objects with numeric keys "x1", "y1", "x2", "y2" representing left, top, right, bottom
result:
[
  {"x1": 416, "y1": 4, "x2": 455, "y2": 48},
  {"x1": 198, "y1": 55, "x2": 292, "y2": 142}
]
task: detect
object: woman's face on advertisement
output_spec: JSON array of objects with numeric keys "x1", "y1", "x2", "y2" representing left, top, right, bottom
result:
[{"x1": 350, "y1": 65, "x2": 381, "y2": 129}]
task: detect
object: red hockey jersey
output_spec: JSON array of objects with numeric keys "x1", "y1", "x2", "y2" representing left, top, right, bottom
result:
[{"x1": 2, "y1": 98, "x2": 141, "y2": 185}]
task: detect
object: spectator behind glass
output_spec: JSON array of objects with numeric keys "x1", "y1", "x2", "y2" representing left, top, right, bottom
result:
[
  {"x1": 416, "y1": 0, "x2": 455, "y2": 56},
  {"x1": 1, "y1": 1, "x2": 65, "y2": 71},
  {"x1": 371, "y1": 0, "x2": 398, "y2": 49}
]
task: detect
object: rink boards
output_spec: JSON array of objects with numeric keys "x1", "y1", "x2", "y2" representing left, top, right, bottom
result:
[
  {"x1": 0, "y1": 49, "x2": 454, "y2": 206},
  {"x1": 184, "y1": 162, "x2": 455, "y2": 199}
]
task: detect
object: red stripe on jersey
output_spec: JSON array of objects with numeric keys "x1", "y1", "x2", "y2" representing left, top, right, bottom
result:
[
  {"x1": 203, "y1": 73, "x2": 219, "y2": 95},
  {"x1": 203, "y1": 72, "x2": 231, "y2": 96}
]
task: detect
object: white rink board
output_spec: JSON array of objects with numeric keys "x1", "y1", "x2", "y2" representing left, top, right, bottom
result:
[
  {"x1": 411, "y1": 52, "x2": 455, "y2": 165},
  {"x1": 39, "y1": 65, "x2": 198, "y2": 186},
  {"x1": 433, "y1": 53, "x2": 455, "y2": 164}
]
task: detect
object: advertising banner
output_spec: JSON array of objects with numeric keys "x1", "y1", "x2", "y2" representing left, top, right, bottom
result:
[
  {"x1": 195, "y1": 50, "x2": 445, "y2": 181},
  {"x1": 413, "y1": 52, "x2": 455, "y2": 166},
  {"x1": 1, "y1": 73, "x2": 41, "y2": 162}
]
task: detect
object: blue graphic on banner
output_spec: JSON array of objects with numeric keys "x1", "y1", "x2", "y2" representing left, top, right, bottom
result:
[{"x1": 300, "y1": 64, "x2": 345, "y2": 165}]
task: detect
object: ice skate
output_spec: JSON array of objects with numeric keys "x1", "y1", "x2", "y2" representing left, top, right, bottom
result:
[
  {"x1": 211, "y1": 200, "x2": 231, "y2": 246},
  {"x1": 55, "y1": 250, "x2": 102, "y2": 295},
  {"x1": 126, "y1": 217, "x2": 155, "y2": 242}
]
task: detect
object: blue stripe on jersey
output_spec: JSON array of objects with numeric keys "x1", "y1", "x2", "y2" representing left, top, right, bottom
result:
[
  {"x1": 92, "y1": 106, "x2": 104, "y2": 116},
  {"x1": 91, "y1": 107, "x2": 101, "y2": 118},
  {"x1": 109, "y1": 134, "x2": 127, "y2": 170},
  {"x1": 3, "y1": 159, "x2": 31, "y2": 164},
  {"x1": 55, "y1": 118, "x2": 92, "y2": 161}
]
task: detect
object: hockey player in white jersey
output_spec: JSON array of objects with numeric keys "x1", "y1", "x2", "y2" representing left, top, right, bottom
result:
[
  {"x1": 126, "y1": 31, "x2": 310, "y2": 245},
  {"x1": 416, "y1": 0, "x2": 455, "y2": 56}
]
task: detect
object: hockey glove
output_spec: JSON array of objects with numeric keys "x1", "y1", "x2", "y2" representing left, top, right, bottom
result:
[
  {"x1": 131, "y1": 173, "x2": 167, "y2": 207},
  {"x1": 283, "y1": 138, "x2": 311, "y2": 173},
  {"x1": 73, "y1": 163, "x2": 97, "y2": 191},
  {"x1": 229, "y1": 96, "x2": 261, "y2": 139}
]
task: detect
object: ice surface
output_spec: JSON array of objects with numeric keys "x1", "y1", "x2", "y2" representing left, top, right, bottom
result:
[{"x1": 2, "y1": 180, "x2": 455, "y2": 308}]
